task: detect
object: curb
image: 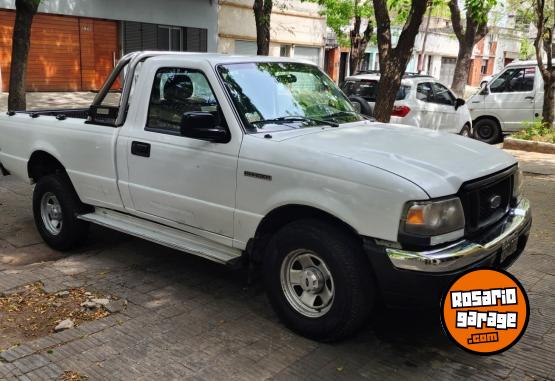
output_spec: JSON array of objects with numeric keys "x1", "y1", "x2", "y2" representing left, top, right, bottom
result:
[{"x1": 503, "y1": 138, "x2": 555, "y2": 154}]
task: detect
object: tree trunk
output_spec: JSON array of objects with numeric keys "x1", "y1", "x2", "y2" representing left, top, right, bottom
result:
[
  {"x1": 450, "y1": 41, "x2": 473, "y2": 97},
  {"x1": 542, "y1": 73, "x2": 555, "y2": 125},
  {"x1": 349, "y1": 16, "x2": 372, "y2": 75},
  {"x1": 8, "y1": 0, "x2": 40, "y2": 111},
  {"x1": 372, "y1": 0, "x2": 427, "y2": 123},
  {"x1": 373, "y1": 59, "x2": 404, "y2": 122},
  {"x1": 253, "y1": 0, "x2": 272, "y2": 56}
]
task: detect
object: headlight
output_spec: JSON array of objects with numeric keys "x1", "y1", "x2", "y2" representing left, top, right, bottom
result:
[
  {"x1": 399, "y1": 197, "x2": 465, "y2": 246},
  {"x1": 513, "y1": 167, "x2": 523, "y2": 199}
]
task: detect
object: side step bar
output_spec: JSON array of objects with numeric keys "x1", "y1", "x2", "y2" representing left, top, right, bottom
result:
[{"x1": 78, "y1": 208, "x2": 242, "y2": 265}]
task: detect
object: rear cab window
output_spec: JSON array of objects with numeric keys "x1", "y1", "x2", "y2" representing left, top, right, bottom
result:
[{"x1": 341, "y1": 80, "x2": 410, "y2": 101}]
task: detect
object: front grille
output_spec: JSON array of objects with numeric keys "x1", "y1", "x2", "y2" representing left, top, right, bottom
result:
[{"x1": 460, "y1": 167, "x2": 515, "y2": 235}]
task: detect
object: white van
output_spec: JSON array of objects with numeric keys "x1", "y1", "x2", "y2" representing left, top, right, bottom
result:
[{"x1": 468, "y1": 60, "x2": 545, "y2": 144}]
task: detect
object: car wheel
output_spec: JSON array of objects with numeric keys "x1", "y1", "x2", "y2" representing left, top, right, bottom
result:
[
  {"x1": 459, "y1": 124, "x2": 472, "y2": 137},
  {"x1": 33, "y1": 174, "x2": 90, "y2": 251},
  {"x1": 348, "y1": 96, "x2": 373, "y2": 117},
  {"x1": 473, "y1": 118, "x2": 501, "y2": 144},
  {"x1": 263, "y1": 219, "x2": 374, "y2": 342}
]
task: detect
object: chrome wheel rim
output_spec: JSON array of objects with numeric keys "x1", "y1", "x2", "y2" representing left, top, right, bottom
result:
[
  {"x1": 280, "y1": 249, "x2": 334, "y2": 318},
  {"x1": 40, "y1": 192, "x2": 63, "y2": 235}
]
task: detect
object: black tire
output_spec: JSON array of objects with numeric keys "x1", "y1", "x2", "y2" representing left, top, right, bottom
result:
[
  {"x1": 473, "y1": 118, "x2": 501, "y2": 144},
  {"x1": 459, "y1": 124, "x2": 472, "y2": 138},
  {"x1": 348, "y1": 96, "x2": 373, "y2": 117},
  {"x1": 32, "y1": 174, "x2": 90, "y2": 251},
  {"x1": 263, "y1": 219, "x2": 374, "y2": 342}
]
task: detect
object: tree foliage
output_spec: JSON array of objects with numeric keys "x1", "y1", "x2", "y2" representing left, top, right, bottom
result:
[
  {"x1": 313, "y1": 0, "x2": 374, "y2": 74},
  {"x1": 448, "y1": 0, "x2": 496, "y2": 96}
]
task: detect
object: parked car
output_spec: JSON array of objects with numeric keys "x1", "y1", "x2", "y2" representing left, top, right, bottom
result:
[
  {"x1": 468, "y1": 60, "x2": 545, "y2": 144},
  {"x1": 0, "y1": 52, "x2": 531, "y2": 341},
  {"x1": 341, "y1": 73, "x2": 473, "y2": 136}
]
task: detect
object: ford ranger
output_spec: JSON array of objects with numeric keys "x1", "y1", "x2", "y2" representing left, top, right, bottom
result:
[{"x1": 0, "y1": 52, "x2": 532, "y2": 341}]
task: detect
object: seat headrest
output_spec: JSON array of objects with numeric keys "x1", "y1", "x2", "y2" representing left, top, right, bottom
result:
[{"x1": 164, "y1": 75, "x2": 194, "y2": 103}]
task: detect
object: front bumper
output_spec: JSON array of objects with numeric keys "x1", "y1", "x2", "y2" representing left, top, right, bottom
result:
[{"x1": 364, "y1": 198, "x2": 531, "y2": 307}]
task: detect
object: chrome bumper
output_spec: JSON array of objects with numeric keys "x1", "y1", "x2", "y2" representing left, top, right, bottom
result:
[{"x1": 386, "y1": 198, "x2": 531, "y2": 272}]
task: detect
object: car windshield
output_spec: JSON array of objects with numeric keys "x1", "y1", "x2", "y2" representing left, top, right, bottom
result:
[
  {"x1": 218, "y1": 62, "x2": 363, "y2": 132},
  {"x1": 341, "y1": 80, "x2": 409, "y2": 102}
]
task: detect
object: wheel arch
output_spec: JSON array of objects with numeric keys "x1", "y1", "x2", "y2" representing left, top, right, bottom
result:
[
  {"x1": 472, "y1": 114, "x2": 502, "y2": 130},
  {"x1": 249, "y1": 204, "x2": 361, "y2": 262},
  {"x1": 27, "y1": 150, "x2": 68, "y2": 183}
]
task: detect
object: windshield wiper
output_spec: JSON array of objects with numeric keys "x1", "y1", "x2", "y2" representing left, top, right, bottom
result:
[
  {"x1": 253, "y1": 116, "x2": 339, "y2": 128},
  {"x1": 325, "y1": 110, "x2": 374, "y2": 121}
]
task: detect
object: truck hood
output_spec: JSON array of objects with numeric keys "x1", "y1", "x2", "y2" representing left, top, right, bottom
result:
[{"x1": 274, "y1": 122, "x2": 516, "y2": 197}]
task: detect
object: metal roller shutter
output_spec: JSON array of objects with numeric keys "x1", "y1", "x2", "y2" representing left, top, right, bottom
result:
[
  {"x1": 294, "y1": 46, "x2": 321, "y2": 66},
  {"x1": 234, "y1": 40, "x2": 257, "y2": 56}
]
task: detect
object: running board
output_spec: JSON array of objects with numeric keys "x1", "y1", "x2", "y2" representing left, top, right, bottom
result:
[{"x1": 78, "y1": 208, "x2": 242, "y2": 265}]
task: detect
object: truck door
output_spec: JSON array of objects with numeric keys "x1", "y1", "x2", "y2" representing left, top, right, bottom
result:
[
  {"x1": 118, "y1": 62, "x2": 241, "y2": 238},
  {"x1": 485, "y1": 66, "x2": 536, "y2": 131}
]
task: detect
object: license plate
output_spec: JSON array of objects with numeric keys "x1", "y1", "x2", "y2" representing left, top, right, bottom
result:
[{"x1": 501, "y1": 236, "x2": 518, "y2": 262}]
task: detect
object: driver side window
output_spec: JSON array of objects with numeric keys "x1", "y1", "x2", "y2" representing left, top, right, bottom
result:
[
  {"x1": 147, "y1": 67, "x2": 222, "y2": 134},
  {"x1": 490, "y1": 67, "x2": 535, "y2": 93},
  {"x1": 432, "y1": 83, "x2": 455, "y2": 105}
]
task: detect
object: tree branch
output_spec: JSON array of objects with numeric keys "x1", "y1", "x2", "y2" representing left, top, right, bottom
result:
[
  {"x1": 395, "y1": 0, "x2": 428, "y2": 56},
  {"x1": 448, "y1": 0, "x2": 465, "y2": 41},
  {"x1": 372, "y1": 0, "x2": 392, "y2": 66},
  {"x1": 474, "y1": 23, "x2": 488, "y2": 44},
  {"x1": 535, "y1": 0, "x2": 547, "y2": 76}
]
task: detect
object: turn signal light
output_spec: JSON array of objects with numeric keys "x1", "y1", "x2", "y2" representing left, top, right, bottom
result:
[
  {"x1": 391, "y1": 105, "x2": 411, "y2": 117},
  {"x1": 406, "y1": 208, "x2": 425, "y2": 225}
]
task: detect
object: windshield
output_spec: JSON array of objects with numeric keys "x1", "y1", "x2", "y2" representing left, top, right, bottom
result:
[
  {"x1": 218, "y1": 62, "x2": 363, "y2": 132},
  {"x1": 341, "y1": 80, "x2": 409, "y2": 102}
]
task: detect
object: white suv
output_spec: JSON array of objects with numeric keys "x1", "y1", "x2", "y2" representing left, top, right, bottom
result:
[{"x1": 342, "y1": 73, "x2": 473, "y2": 136}]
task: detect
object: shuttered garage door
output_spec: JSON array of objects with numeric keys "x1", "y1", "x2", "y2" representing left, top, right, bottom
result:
[
  {"x1": 294, "y1": 46, "x2": 321, "y2": 66},
  {"x1": 0, "y1": 10, "x2": 119, "y2": 92},
  {"x1": 234, "y1": 40, "x2": 257, "y2": 56}
]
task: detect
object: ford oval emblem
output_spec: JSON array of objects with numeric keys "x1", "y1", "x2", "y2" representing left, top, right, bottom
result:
[{"x1": 489, "y1": 195, "x2": 502, "y2": 209}]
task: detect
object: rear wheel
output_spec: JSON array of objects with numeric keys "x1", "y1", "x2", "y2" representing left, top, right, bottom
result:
[
  {"x1": 263, "y1": 219, "x2": 374, "y2": 342},
  {"x1": 348, "y1": 96, "x2": 373, "y2": 117},
  {"x1": 474, "y1": 118, "x2": 501, "y2": 144},
  {"x1": 33, "y1": 174, "x2": 90, "y2": 251}
]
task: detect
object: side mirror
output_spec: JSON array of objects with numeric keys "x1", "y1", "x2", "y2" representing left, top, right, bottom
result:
[
  {"x1": 455, "y1": 98, "x2": 465, "y2": 110},
  {"x1": 180, "y1": 112, "x2": 229, "y2": 143}
]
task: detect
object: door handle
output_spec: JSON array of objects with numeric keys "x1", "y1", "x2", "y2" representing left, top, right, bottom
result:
[
  {"x1": 131, "y1": 141, "x2": 151, "y2": 157},
  {"x1": 524, "y1": 96, "x2": 535, "y2": 100}
]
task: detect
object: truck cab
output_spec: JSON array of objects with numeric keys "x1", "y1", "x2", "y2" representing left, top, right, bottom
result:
[{"x1": 468, "y1": 60, "x2": 543, "y2": 143}]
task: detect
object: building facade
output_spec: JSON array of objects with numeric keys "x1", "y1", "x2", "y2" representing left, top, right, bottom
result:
[
  {"x1": 0, "y1": 0, "x2": 217, "y2": 92},
  {"x1": 333, "y1": 17, "x2": 522, "y2": 88},
  {"x1": 217, "y1": 0, "x2": 326, "y2": 66}
]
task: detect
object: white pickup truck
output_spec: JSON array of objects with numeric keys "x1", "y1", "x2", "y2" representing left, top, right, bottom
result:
[{"x1": 0, "y1": 52, "x2": 531, "y2": 341}]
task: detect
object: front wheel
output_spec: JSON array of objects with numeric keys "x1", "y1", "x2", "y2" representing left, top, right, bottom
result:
[
  {"x1": 263, "y1": 219, "x2": 374, "y2": 342},
  {"x1": 474, "y1": 118, "x2": 501, "y2": 144},
  {"x1": 33, "y1": 174, "x2": 90, "y2": 251}
]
